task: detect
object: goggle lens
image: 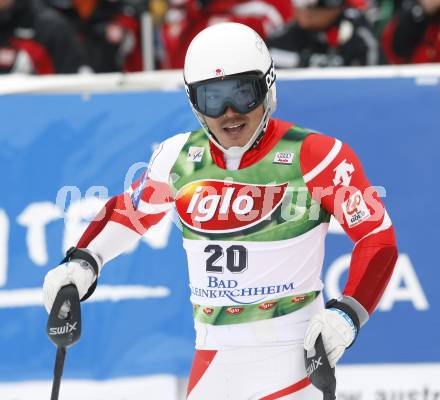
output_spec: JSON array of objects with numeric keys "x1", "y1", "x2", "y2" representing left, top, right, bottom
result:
[{"x1": 194, "y1": 77, "x2": 264, "y2": 118}]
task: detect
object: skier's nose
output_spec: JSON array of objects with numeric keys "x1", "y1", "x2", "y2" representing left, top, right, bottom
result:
[{"x1": 223, "y1": 106, "x2": 239, "y2": 117}]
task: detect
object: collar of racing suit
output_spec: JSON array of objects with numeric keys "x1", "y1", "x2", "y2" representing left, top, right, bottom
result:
[{"x1": 209, "y1": 118, "x2": 294, "y2": 170}]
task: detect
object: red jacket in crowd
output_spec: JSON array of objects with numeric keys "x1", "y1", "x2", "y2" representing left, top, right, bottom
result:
[
  {"x1": 160, "y1": 0, "x2": 294, "y2": 69},
  {"x1": 47, "y1": 0, "x2": 143, "y2": 72},
  {"x1": 382, "y1": 0, "x2": 440, "y2": 63},
  {"x1": 0, "y1": 0, "x2": 83, "y2": 74}
]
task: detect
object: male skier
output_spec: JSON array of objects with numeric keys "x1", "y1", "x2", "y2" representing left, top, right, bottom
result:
[{"x1": 43, "y1": 22, "x2": 398, "y2": 399}]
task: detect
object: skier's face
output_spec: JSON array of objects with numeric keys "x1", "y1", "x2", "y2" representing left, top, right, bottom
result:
[{"x1": 204, "y1": 104, "x2": 265, "y2": 149}]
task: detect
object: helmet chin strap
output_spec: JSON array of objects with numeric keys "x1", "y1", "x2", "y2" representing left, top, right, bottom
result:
[{"x1": 193, "y1": 93, "x2": 273, "y2": 159}]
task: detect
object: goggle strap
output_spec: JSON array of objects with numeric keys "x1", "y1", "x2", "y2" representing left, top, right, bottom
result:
[{"x1": 262, "y1": 61, "x2": 276, "y2": 91}]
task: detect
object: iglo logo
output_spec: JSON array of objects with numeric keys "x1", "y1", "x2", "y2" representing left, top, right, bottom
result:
[
  {"x1": 292, "y1": 296, "x2": 305, "y2": 303},
  {"x1": 258, "y1": 301, "x2": 277, "y2": 310},
  {"x1": 203, "y1": 307, "x2": 214, "y2": 315},
  {"x1": 226, "y1": 307, "x2": 243, "y2": 315},
  {"x1": 175, "y1": 180, "x2": 288, "y2": 233}
]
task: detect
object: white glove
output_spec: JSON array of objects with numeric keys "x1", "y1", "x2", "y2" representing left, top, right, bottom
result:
[
  {"x1": 43, "y1": 260, "x2": 96, "y2": 314},
  {"x1": 304, "y1": 308, "x2": 357, "y2": 368}
]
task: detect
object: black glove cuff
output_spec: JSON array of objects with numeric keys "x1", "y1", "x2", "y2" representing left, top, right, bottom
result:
[
  {"x1": 326, "y1": 298, "x2": 360, "y2": 348},
  {"x1": 62, "y1": 247, "x2": 99, "y2": 301}
]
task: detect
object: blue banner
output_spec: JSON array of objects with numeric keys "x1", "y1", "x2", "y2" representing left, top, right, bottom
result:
[{"x1": 0, "y1": 74, "x2": 438, "y2": 383}]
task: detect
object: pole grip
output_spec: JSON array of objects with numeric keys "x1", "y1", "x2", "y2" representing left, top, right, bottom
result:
[
  {"x1": 304, "y1": 334, "x2": 336, "y2": 399},
  {"x1": 47, "y1": 284, "x2": 82, "y2": 400}
]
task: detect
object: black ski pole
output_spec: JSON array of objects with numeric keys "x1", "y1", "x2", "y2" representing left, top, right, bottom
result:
[
  {"x1": 304, "y1": 334, "x2": 337, "y2": 400},
  {"x1": 46, "y1": 284, "x2": 82, "y2": 400},
  {"x1": 51, "y1": 347, "x2": 66, "y2": 400}
]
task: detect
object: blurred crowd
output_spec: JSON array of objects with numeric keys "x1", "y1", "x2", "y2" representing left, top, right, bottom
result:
[{"x1": 0, "y1": 0, "x2": 438, "y2": 74}]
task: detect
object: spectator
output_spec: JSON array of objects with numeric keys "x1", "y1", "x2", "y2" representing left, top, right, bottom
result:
[
  {"x1": 160, "y1": 0, "x2": 294, "y2": 69},
  {"x1": 381, "y1": 0, "x2": 440, "y2": 63},
  {"x1": 150, "y1": 0, "x2": 168, "y2": 26},
  {"x1": 366, "y1": 0, "x2": 403, "y2": 38},
  {"x1": 267, "y1": 0, "x2": 380, "y2": 67},
  {"x1": 0, "y1": 0, "x2": 83, "y2": 74},
  {"x1": 46, "y1": 0, "x2": 143, "y2": 72}
]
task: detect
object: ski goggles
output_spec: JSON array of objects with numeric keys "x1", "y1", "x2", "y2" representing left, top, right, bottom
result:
[{"x1": 185, "y1": 64, "x2": 275, "y2": 118}]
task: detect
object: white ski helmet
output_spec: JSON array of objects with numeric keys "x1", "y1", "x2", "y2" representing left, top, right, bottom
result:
[{"x1": 183, "y1": 22, "x2": 277, "y2": 157}]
